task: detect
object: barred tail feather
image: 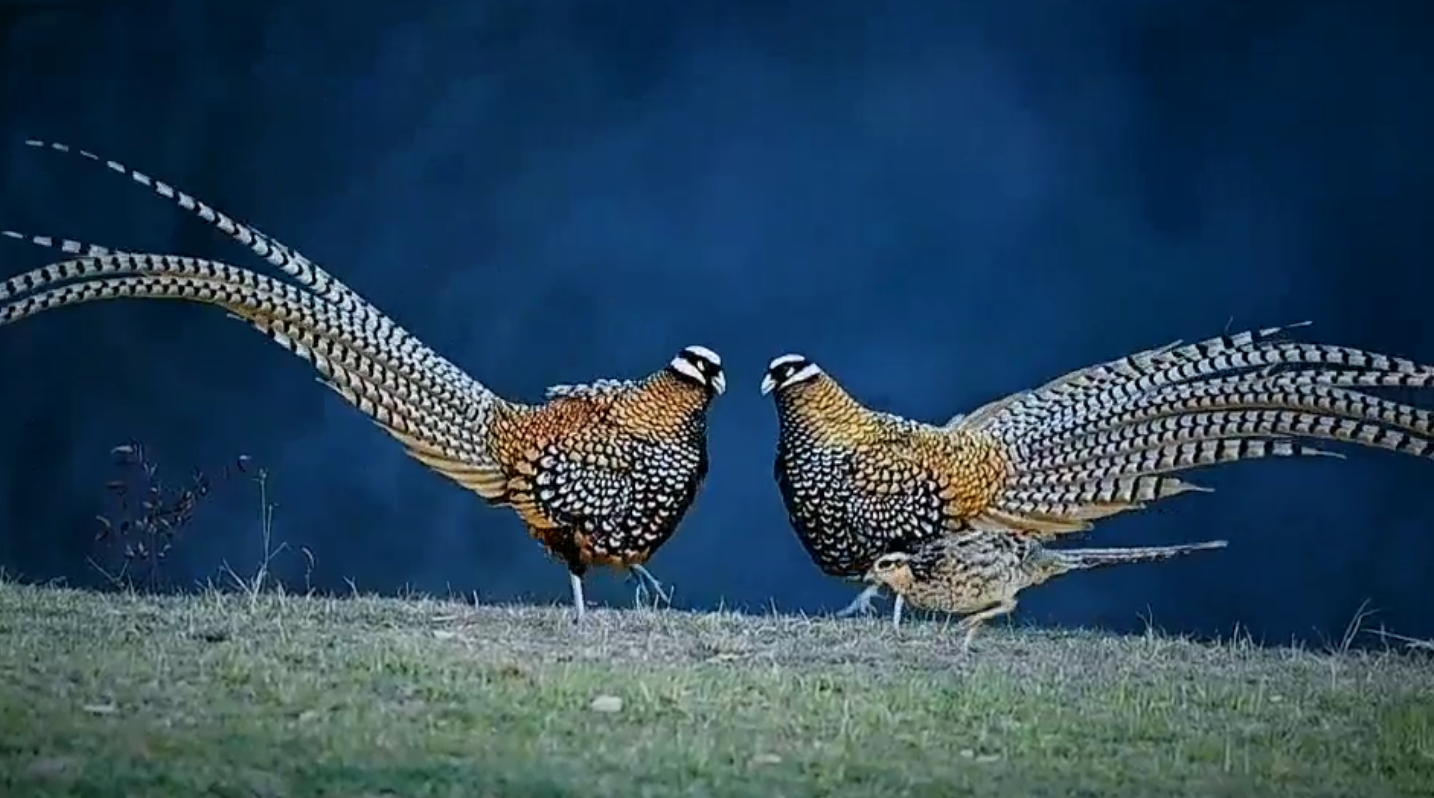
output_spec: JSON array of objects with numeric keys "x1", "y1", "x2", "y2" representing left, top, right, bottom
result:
[
  {"x1": 228, "y1": 313, "x2": 508, "y2": 503},
  {"x1": 18, "y1": 140, "x2": 481, "y2": 396},
  {"x1": 0, "y1": 230, "x2": 481, "y2": 447},
  {"x1": 1016, "y1": 338, "x2": 1434, "y2": 444},
  {"x1": 20, "y1": 140, "x2": 365, "y2": 305},
  {"x1": 969, "y1": 323, "x2": 1434, "y2": 448},
  {"x1": 1035, "y1": 540, "x2": 1228, "y2": 581},
  {"x1": 0, "y1": 272, "x2": 508, "y2": 487},
  {"x1": 309, "y1": 375, "x2": 510, "y2": 502},
  {"x1": 378, "y1": 424, "x2": 516, "y2": 505},
  {"x1": 961, "y1": 324, "x2": 1434, "y2": 538},
  {"x1": 0, "y1": 248, "x2": 484, "y2": 416},
  {"x1": 1017, "y1": 406, "x2": 1431, "y2": 480},
  {"x1": 2, "y1": 275, "x2": 456, "y2": 436},
  {"x1": 969, "y1": 323, "x2": 1315, "y2": 436},
  {"x1": 1026, "y1": 373, "x2": 1434, "y2": 455},
  {"x1": 0, "y1": 228, "x2": 503, "y2": 414},
  {"x1": 999, "y1": 415, "x2": 1433, "y2": 531},
  {"x1": 232, "y1": 309, "x2": 461, "y2": 445},
  {"x1": 1, "y1": 229, "x2": 128, "y2": 258},
  {"x1": 221, "y1": 303, "x2": 474, "y2": 446}
]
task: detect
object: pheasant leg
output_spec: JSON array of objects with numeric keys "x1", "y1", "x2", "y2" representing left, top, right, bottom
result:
[
  {"x1": 955, "y1": 598, "x2": 1017, "y2": 653},
  {"x1": 568, "y1": 572, "x2": 587, "y2": 624},
  {"x1": 892, "y1": 593, "x2": 906, "y2": 629},
  {"x1": 628, "y1": 564, "x2": 671, "y2": 608},
  {"x1": 835, "y1": 583, "x2": 883, "y2": 618}
]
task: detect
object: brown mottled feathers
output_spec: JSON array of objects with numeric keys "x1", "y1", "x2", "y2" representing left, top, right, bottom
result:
[
  {"x1": 867, "y1": 530, "x2": 1227, "y2": 649},
  {"x1": 1, "y1": 140, "x2": 722, "y2": 581},
  {"x1": 766, "y1": 324, "x2": 1434, "y2": 580}
]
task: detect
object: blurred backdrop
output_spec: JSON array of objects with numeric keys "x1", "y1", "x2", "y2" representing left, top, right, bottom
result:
[{"x1": 0, "y1": 0, "x2": 1430, "y2": 645}]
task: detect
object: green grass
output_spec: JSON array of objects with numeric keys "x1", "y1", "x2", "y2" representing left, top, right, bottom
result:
[{"x1": 0, "y1": 582, "x2": 1430, "y2": 797}]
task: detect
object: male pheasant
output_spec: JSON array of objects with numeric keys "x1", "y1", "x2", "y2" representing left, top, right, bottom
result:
[
  {"x1": 2, "y1": 140, "x2": 727, "y2": 620},
  {"x1": 762, "y1": 330, "x2": 1434, "y2": 625}
]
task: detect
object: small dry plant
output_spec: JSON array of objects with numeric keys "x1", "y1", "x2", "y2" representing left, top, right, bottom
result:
[{"x1": 89, "y1": 441, "x2": 290, "y2": 594}]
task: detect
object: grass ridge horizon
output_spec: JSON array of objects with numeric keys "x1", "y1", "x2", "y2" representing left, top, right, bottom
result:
[{"x1": 0, "y1": 580, "x2": 1430, "y2": 796}]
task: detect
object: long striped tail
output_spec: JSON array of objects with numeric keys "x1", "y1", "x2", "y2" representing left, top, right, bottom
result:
[
  {"x1": 0, "y1": 249, "x2": 514, "y2": 502},
  {"x1": 954, "y1": 323, "x2": 1434, "y2": 537},
  {"x1": 16, "y1": 138, "x2": 484, "y2": 398},
  {"x1": 1031, "y1": 539, "x2": 1228, "y2": 583}
]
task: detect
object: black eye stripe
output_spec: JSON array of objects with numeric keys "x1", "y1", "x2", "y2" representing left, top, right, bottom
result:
[
  {"x1": 678, "y1": 352, "x2": 721, "y2": 374},
  {"x1": 768, "y1": 359, "x2": 809, "y2": 378}
]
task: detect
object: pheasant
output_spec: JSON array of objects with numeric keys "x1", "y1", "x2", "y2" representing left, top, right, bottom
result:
[
  {"x1": 867, "y1": 531, "x2": 1228, "y2": 651},
  {"x1": 762, "y1": 330, "x2": 1434, "y2": 625},
  {"x1": 2, "y1": 139, "x2": 728, "y2": 620}
]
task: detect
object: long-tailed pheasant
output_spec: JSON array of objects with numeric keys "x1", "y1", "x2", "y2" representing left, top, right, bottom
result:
[
  {"x1": 762, "y1": 329, "x2": 1434, "y2": 625},
  {"x1": 2, "y1": 140, "x2": 727, "y2": 621}
]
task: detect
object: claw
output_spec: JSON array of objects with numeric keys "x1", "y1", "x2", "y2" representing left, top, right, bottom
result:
[{"x1": 835, "y1": 583, "x2": 883, "y2": 618}]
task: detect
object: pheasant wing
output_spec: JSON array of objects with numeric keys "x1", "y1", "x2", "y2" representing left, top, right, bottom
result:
[{"x1": 844, "y1": 436, "x2": 967, "y2": 547}]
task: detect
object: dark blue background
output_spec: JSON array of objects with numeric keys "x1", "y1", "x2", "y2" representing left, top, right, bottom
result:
[{"x1": 1, "y1": 0, "x2": 1430, "y2": 645}]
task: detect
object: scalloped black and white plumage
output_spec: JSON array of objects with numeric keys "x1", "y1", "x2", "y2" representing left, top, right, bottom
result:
[
  {"x1": 2, "y1": 139, "x2": 728, "y2": 620},
  {"x1": 762, "y1": 324, "x2": 1434, "y2": 626}
]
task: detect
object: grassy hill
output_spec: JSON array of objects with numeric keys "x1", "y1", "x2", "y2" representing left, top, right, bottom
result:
[{"x1": 0, "y1": 581, "x2": 1430, "y2": 797}]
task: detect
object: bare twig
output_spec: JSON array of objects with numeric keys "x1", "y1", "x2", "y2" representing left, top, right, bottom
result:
[{"x1": 90, "y1": 442, "x2": 255, "y2": 592}]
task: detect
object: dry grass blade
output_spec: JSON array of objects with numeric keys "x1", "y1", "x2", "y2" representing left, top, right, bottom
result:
[{"x1": 1365, "y1": 628, "x2": 1434, "y2": 653}]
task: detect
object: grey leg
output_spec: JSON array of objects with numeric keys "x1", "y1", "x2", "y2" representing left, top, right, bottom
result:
[
  {"x1": 955, "y1": 598, "x2": 1017, "y2": 653},
  {"x1": 629, "y1": 564, "x2": 671, "y2": 608},
  {"x1": 892, "y1": 593, "x2": 905, "y2": 629},
  {"x1": 959, "y1": 621, "x2": 981, "y2": 653},
  {"x1": 569, "y1": 572, "x2": 586, "y2": 623},
  {"x1": 835, "y1": 583, "x2": 883, "y2": 618}
]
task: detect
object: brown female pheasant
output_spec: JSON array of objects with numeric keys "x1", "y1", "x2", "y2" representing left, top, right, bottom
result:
[
  {"x1": 763, "y1": 329, "x2": 1434, "y2": 625},
  {"x1": 3, "y1": 139, "x2": 727, "y2": 620},
  {"x1": 867, "y1": 531, "x2": 1227, "y2": 651}
]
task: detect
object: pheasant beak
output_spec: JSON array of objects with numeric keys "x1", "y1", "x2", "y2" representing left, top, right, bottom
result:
[
  {"x1": 712, "y1": 371, "x2": 727, "y2": 395},
  {"x1": 759, "y1": 374, "x2": 777, "y2": 396}
]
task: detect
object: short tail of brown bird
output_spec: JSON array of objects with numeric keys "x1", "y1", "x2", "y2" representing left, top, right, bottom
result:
[
  {"x1": 1030, "y1": 539, "x2": 1228, "y2": 584},
  {"x1": 954, "y1": 322, "x2": 1434, "y2": 538}
]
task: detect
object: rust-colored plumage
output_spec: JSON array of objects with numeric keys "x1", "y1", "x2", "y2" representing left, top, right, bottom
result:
[
  {"x1": 867, "y1": 531, "x2": 1228, "y2": 651},
  {"x1": 762, "y1": 326, "x2": 1434, "y2": 623},
  {"x1": 3, "y1": 140, "x2": 726, "y2": 620}
]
